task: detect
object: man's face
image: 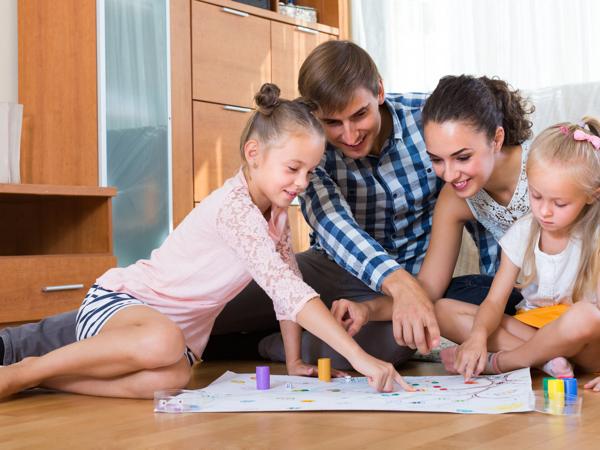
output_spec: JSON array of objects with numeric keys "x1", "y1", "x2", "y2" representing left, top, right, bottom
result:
[{"x1": 316, "y1": 86, "x2": 385, "y2": 159}]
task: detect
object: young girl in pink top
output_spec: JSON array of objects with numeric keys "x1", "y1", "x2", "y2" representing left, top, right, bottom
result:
[{"x1": 0, "y1": 84, "x2": 408, "y2": 400}]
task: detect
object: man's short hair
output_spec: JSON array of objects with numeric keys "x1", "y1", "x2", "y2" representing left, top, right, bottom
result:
[{"x1": 298, "y1": 40, "x2": 381, "y2": 114}]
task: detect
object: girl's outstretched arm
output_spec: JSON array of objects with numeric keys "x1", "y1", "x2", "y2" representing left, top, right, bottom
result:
[
  {"x1": 454, "y1": 253, "x2": 520, "y2": 379},
  {"x1": 417, "y1": 184, "x2": 474, "y2": 301},
  {"x1": 296, "y1": 297, "x2": 414, "y2": 393}
]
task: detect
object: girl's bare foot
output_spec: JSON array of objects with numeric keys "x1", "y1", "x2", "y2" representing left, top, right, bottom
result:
[{"x1": 538, "y1": 357, "x2": 574, "y2": 378}]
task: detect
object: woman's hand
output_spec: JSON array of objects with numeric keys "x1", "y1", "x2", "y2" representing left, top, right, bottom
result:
[
  {"x1": 454, "y1": 334, "x2": 488, "y2": 381},
  {"x1": 286, "y1": 358, "x2": 349, "y2": 378},
  {"x1": 331, "y1": 299, "x2": 370, "y2": 336}
]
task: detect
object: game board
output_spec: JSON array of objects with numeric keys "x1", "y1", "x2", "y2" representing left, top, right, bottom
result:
[{"x1": 154, "y1": 368, "x2": 534, "y2": 414}]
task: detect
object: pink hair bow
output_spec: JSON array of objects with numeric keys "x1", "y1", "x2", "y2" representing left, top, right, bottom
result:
[{"x1": 573, "y1": 129, "x2": 600, "y2": 150}]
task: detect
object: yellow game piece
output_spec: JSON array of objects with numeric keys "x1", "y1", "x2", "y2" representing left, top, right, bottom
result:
[
  {"x1": 318, "y1": 357, "x2": 331, "y2": 382},
  {"x1": 547, "y1": 379, "x2": 565, "y2": 400}
]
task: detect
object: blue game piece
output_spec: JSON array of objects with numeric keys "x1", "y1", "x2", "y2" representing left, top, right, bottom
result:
[{"x1": 562, "y1": 378, "x2": 578, "y2": 397}]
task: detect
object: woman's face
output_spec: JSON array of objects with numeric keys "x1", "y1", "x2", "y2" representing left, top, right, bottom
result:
[{"x1": 424, "y1": 120, "x2": 501, "y2": 199}]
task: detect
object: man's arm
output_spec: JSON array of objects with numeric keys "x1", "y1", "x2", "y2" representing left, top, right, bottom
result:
[
  {"x1": 300, "y1": 166, "x2": 439, "y2": 354},
  {"x1": 299, "y1": 166, "x2": 401, "y2": 293}
]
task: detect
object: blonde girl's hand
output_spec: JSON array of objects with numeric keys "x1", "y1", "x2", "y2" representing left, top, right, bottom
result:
[
  {"x1": 455, "y1": 335, "x2": 488, "y2": 381},
  {"x1": 584, "y1": 376, "x2": 600, "y2": 392},
  {"x1": 351, "y1": 354, "x2": 415, "y2": 393},
  {"x1": 286, "y1": 358, "x2": 349, "y2": 378},
  {"x1": 331, "y1": 299, "x2": 370, "y2": 337}
]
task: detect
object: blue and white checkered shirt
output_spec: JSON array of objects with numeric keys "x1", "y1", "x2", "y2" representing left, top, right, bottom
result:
[{"x1": 299, "y1": 94, "x2": 499, "y2": 293}]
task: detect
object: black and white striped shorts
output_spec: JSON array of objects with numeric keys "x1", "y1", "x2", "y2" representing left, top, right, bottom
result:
[{"x1": 76, "y1": 284, "x2": 197, "y2": 366}]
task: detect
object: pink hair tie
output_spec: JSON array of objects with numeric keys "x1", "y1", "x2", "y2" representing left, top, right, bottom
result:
[
  {"x1": 573, "y1": 129, "x2": 600, "y2": 150},
  {"x1": 559, "y1": 125, "x2": 570, "y2": 135}
]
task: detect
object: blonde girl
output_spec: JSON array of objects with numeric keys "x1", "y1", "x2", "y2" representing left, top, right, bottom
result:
[
  {"x1": 0, "y1": 84, "x2": 408, "y2": 399},
  {"x1": 436, "y1": 117, "x2": 600, "y2": 383}
]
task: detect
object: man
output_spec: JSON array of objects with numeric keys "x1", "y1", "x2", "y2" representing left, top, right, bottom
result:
[{"x1": 1, "y1": 41, "x2": 513, "y2": 370}]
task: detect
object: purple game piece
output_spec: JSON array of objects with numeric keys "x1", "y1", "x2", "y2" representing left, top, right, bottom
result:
[{"x1": 256, "y1": 366, "x2": 270, "y2": 390}]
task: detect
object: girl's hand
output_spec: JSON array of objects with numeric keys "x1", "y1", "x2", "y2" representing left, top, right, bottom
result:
[
  {"x1": 351, "y1": 354, "x2": 414, "y2": 393},
  {"x1": 331, "y1": 299, "x2": 370, "y2": 337},
  {"x1": 584, "y1": 376, "x2": 600, "y2": 392},
  {"x1": 455, "y1": 336, "x2": 488, "y2": 381},
  {"x1": 286, "y1": 358, "x2": 349, "y2": 378}
]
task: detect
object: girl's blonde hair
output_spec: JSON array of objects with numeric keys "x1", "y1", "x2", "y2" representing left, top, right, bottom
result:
[
  {"x1": 239, "y1": 83, "x2": 324, "y2": 161},
  {"x1": 520, "y1": 116, "x2": 600, "y2": 301}
]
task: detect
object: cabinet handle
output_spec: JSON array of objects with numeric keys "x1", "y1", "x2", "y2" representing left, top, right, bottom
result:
[
  {"x1": 222, "y1": 7, "x2": 249, "y2": 18},
  {"x1": 42, "y1": 283, "x2": 85, "y2": 293},
  {"x1": 296, "y1": 26, "x2": 319, "y2": 35},
  {"x1": 223, "y1": 105, "x2": 253, "y2": 113}
]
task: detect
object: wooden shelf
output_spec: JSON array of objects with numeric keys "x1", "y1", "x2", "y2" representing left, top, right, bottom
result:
[
  {"x1": 201, "y1": 0, "x2": 340, "y2": 35},
  {"x1": 0, "y1": 183, "x2": 117, "y2": 198}
]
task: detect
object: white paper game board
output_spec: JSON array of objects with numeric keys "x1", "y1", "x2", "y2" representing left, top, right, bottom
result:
[{"x1": 154, "y1": 368, "x2": 534, "y2": 414}]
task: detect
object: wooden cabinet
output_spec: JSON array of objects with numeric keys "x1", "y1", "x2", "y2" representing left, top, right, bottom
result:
[
  {"x1": 192, "y1": 1, "x2": 271, "y2": 108},
  {"x1": 0, "y1": 184, "x2": 116, "y2": 323},
  {"x1": 170, "y1": 0, "x2": 348, "y2": 251},
  {"x1": 5, "y1": 1, "x2": 117, "y2": 325},
  {"x1": 192, "y1": 101, "x2": 247, "y2": 201},
  {"x1": 271, "y1": 21, "x2": 336, "y2": 99}
]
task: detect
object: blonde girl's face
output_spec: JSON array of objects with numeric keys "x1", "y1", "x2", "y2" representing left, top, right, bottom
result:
[
  {"x1": 246, "y1": 131, "x2": 325, "y2": 212},
  {"x1": 424, "y1": 121, "x2": 501, "y2": 198},
  {"x1": 527, "y1": 161, "x2": 593, "y2": 235}
]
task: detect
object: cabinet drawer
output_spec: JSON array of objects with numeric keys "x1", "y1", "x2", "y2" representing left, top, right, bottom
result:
[
  {"x1": 271, "y1": 22, "x2": 336, "y2": 100},
  {"x1": 0, "y1": 254, "x2": 116, "y2": 323},
  {"x1": 193, "y1": 101, "x2": 248, "y2": 201},
  {"x1": 192, "y1": 1, "x2": 271, "y2": 108}
]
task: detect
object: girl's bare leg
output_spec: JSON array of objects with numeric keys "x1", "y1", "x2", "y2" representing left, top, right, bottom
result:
[
  {"x1": 41, "y1": 356, "x2": 191, "y2": 398},
  {"x1": 0, "y1": 306, "x2": 191, "y2": 398},
  {"x1": 435, "y1": 299, "x2": 572, "y2": 376},
  {"x1": 435, "y1": 298, "x2": 537, "y2": 351},
  {"x1": 497, "y1": 302, "x2": 600, "y2": 373}
]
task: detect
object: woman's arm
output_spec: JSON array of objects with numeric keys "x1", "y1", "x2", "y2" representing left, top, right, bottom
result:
[{"x1": 417, "y1": 184, "x2": 475, "y2": 301}]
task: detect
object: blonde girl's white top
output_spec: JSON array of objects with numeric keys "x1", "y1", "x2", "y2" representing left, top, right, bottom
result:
[
  {"x1": 466, "y1": 141, "x2": 531, "y2": 242},
  {"x1": 96, "y1": 169, "x2": 317, "y2": 359},
  {"x1": 499, "y1": 214, "x2": 597, "y2": 311}
]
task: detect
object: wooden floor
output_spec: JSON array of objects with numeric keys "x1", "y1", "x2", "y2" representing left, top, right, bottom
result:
[{"x1": 1, "y1": 361, "x2": 599, "y2": 449}]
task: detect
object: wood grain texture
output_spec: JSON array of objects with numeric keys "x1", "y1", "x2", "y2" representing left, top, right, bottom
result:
[
  {"x1": 0, "y1": 254, "x2": 116, "y2": 322},
  {"x1": 192, "y1": 1, "x2": 271, "y2": 108},
  {"x1": 18, "y1": 0, "x2": 98, "y2": 186},
  {"x1": 170, "y1": 0, "x2": 195, "y2": 227},
  {"x1": 192, "y1": 101, "x2": 246, "y2": 202},
  {"x1": 0, "y1": 361, "x2": 598, "y2": 449}
]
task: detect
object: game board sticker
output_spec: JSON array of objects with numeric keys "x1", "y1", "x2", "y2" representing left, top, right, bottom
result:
[{"x1": 154, "y1": 368, "x2": 534, "y2": 414}]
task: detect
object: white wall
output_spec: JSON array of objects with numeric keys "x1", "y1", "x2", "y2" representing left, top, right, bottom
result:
[{"x1": 0, "y1": 0, "x2": 18, "y2": 103}]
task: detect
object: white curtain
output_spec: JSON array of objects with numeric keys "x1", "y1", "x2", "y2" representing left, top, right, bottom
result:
[{"x1": 351, "y1": 0, "x2": 600, "y2": 92}]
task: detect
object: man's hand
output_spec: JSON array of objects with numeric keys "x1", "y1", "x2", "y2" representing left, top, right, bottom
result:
[
  {"x1": 331, "y1": 299, "x2": 370, "y2": 336},
  {"x1": 383, "y1": 269, "x2": 440, "y2": 355}
]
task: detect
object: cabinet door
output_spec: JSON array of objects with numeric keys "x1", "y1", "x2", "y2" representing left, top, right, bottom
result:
[
  {"x1": 193, "y1": 101, "x2": 250, "y2": 202},
  {"x1": 192, "y1": 1, "x2": 271, "y2": 108},
  {"x1": 271, "y1": 22, "x2": 336, "y2": 100}
]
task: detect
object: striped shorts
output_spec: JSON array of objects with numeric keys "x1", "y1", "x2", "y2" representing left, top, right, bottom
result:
[{"x1": 76, "y1": 284, "x2": 197, "y2": 366}]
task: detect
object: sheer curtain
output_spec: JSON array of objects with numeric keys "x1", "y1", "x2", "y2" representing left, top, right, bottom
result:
[
  {"x1": 102, "y1": 0, "x2": 171, "y2": 266},
  {"x1": 351, "y1": 0, "x2": 600, "y2": 92}
]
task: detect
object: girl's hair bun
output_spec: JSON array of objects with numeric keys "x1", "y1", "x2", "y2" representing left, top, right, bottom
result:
[{"x1": 255, "y1": 83, "x2": 281, "y2": 116}]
